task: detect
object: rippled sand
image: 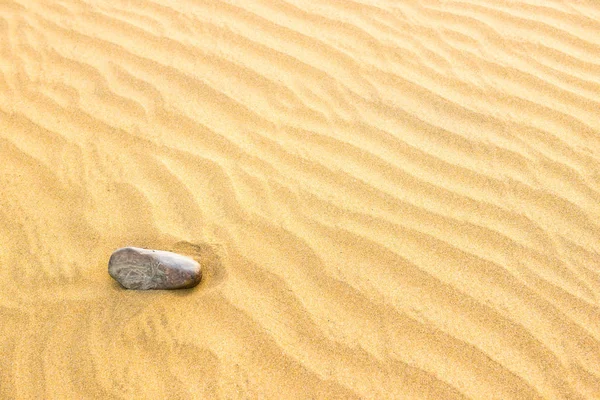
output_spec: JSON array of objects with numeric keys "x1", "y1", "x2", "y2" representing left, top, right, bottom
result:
[{"x1": 1, "y1": 0, "x2": 600, "y2": 398}]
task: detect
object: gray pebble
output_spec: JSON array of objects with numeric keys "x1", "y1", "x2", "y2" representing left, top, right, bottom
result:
[{"x1": 108, "y1": 247, "x2": 202, "y2": 290}]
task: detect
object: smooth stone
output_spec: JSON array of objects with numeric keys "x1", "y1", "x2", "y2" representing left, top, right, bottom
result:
[{"x1": 108, "y1": 247, "x2": 202, "y2": 290}]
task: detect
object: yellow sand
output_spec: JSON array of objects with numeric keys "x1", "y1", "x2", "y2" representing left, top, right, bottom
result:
[{"x1": 1, "y1": 0, "x2": 600, "y2": 398}]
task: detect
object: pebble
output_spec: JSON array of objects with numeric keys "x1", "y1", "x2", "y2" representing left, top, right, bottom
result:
[{"x1": 108, "y1": 247, "x2": 202, "y2": 290}]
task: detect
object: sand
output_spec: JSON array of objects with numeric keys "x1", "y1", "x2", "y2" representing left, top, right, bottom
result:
[{"x1": 1, "y1": 0, "x2": 600, "y2": 398}]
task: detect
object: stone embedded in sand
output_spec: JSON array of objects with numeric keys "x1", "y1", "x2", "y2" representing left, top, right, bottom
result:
[{"x1": 108, "y1": 247, "x2": 201, "y2": 290}]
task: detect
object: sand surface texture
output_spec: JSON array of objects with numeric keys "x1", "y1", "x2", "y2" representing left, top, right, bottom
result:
[{"x1": 2, "y1": 0, "x2": 600, "y2": 399}]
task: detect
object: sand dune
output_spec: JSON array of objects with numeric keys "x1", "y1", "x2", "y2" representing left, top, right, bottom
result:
[{"x1": 1, "y1": 0, "x2": 600, "y2": 398}]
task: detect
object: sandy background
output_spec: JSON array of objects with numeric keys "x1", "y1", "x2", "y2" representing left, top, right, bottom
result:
[{"x1": 1, "y1": 0, "x2": 600, "y2": 399}]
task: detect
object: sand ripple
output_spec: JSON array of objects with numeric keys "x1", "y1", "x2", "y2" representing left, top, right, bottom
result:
[{"x1": 1, "y1": 0, "x2": 600, "y2": 398}]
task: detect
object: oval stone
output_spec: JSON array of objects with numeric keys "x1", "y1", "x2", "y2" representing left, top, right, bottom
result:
[{"x1": 108, "y1": 247, "x2": 202, "y2": 290}]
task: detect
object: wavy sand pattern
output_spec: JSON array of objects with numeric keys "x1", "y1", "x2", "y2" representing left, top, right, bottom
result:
[{"x1": 1, "y1": 0, "x2": 600, "y2": 398}]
